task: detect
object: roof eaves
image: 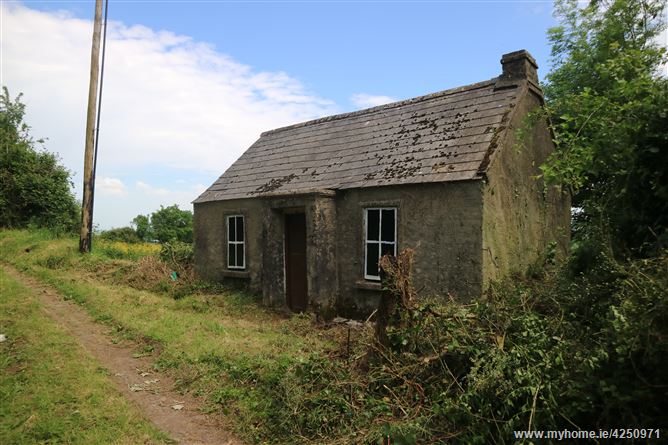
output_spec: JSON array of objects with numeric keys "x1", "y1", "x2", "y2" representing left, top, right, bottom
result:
[{"x1": 257, "y1": 188, "x2": 337, "y2": 199}]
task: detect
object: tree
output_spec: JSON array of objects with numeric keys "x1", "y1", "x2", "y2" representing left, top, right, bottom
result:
[
  {"x1": 131, "y1": 214, "x2": 152, "y2": 241},
  {"x1": 542, "y1": 0, "x2": 668, "y2": 255},
  {"x1": 151, "y1": 205, "x2": 193, "y2": 243},
  {"x1": 0, "y1": 87, "x2": 79, "y2": 232},
  {"x1": 132, "y1": 205, "x2": 192, "y2": 243},
  {"x1": 539, "y1": 2, "x2": 668, "y2": 429}
]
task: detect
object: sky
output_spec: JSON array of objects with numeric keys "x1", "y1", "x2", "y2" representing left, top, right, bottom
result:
[{"x1": 2, "y1": 0, "x2": 562, "y2": 229}]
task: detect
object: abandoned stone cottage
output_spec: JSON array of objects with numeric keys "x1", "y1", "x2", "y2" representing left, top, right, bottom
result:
[{"x1": 193, "y1": 50, "x2": 569, "y2": 315}]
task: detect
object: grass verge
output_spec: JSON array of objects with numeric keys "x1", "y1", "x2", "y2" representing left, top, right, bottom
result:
[
  {"x1": 0, "y1": 230, "x2": 338, "y2": 443},
  {"x1": 0, "y1": 267, "x2": 171, "y2": 445}
]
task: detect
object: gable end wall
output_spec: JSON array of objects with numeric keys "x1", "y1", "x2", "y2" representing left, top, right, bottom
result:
[{"x1": 481, "y1": 87, "x2": 570, "y2": 288}]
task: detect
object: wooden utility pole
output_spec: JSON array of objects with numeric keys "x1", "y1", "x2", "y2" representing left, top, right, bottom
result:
[{"x1": 79, "y1": 0, "x2": 103, "y2": 253}]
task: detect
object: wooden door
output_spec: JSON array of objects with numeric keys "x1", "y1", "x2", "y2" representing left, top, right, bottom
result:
[{"x1": 285, "y1": 213, "x2": 307, "y2": 312}]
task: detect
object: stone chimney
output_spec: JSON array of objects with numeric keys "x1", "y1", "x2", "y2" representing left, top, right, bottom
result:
[{"x1": 496, "y1": 50, "x2": 539, "y2": 88}]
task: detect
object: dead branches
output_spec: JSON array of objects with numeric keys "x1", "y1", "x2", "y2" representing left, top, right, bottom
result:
[{"x1": 374, "y1": 248, "x2": 417, "y2": 348}]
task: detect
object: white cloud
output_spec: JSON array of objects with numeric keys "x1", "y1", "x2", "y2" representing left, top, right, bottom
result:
[
  {"x1": 134, "y1": 180, "x2": 206, "y2": 213},
  {"x1": 191, "y1": 183, "x2": 207, "y2": 196},
  {"x1": 350, "y1": 93, "x2": 397, "y2": 109},
  {"x1": 1, "y1": 3, "x2": 338, "y2": 180},
  {"x1": 2, "y1": 3, "x2": 342, "y2": 229},
  {"x1": 96, "y1": 177, "x2": 126, "y2": 196},
  {"x1": 136, "y1": 180, "x2": 170, "y2": 197}
]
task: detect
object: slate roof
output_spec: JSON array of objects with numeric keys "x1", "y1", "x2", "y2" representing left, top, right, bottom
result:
[{"x1": 194, "y1": 78, "x2": 521, "y2": 203}]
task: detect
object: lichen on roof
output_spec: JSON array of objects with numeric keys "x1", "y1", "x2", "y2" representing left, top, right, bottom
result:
[{"x1": 195, "y1": 77, "x2": 522, "y2": 203}]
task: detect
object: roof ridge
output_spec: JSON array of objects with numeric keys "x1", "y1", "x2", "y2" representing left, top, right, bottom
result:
[{"x1": 261, "y1": 78, "x2": 500, "y2": 137}]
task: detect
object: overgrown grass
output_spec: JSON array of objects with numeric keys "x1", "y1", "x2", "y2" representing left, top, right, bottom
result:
[
  {"x1": 94, "y1": 238, "x2": 161, "y2": 260},
  {"x1": 0, "y1": 230, "x2": 335, "y2": 443},
  {"x1": 0, "y1": 267, "x2": 171, "y2": 445},
  {"x1": 1, "y1": 229, "x2": 665, "y2": 444}
]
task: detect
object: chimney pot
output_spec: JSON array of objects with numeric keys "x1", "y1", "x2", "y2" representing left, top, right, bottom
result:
[{"x1": 500, "y1": 50, "x2": 539, "y2": 85}]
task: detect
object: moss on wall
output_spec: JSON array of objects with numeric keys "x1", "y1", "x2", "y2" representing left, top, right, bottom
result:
[{"x1": 481, "y1": 85, "x2": 570, "y2": 288}]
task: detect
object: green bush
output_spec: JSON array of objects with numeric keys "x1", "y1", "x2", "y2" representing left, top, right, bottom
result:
[
  {"x1": 0, "y1": 88, "x2": 79, "y2": 233},
  {"x1": 98, "y1": 227, "x2": 141, "y2": 243},
  {"x1": 551, "y1": 248, "x2": 668, "y2": 429},
  {"x1": 248, "y1": 250, "x2": 667, "y2": 444}
]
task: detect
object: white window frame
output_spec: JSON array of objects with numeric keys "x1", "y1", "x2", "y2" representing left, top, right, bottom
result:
[
  {"x1": 226, "y1": 215, "x2": 245, "y2": 270},
  {"x1": 364, "y1": 207, "x2": 397, "y2": 281}
]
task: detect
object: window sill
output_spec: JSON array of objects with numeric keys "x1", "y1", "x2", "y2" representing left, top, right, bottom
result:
[
  {"x1": 355, "y1": 279, "x2": 383, "y2": 291},
  {"x1": 222, "y1": 270, "x2": 250, "y2": 279}
]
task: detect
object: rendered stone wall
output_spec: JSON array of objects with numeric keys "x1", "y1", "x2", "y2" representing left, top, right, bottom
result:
[
  {"x1": 481, "y1": 87, "x2": 570, "y2": 288},
  {"x1": 334, "y1": 181, "x2": 484, "y2": 315},
  {"x1": 260, "y1": 204, "x2": 285, "y2": 307},
  {"x1": 194, "y1": 194, "x2": 339, "y2": 312},
  {"x1": 194, "y1": 182, "x2": 484, "y2": 316},
  {"x1": 306, "y1": 195, "x2": 339, "y2": 315},
  {"x1": 193, "y1": 199, "x2": 265, "y2": 294}
]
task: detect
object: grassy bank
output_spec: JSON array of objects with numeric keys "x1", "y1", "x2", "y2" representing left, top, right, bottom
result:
[{"x1": 0, "y1": 267, "x2": 170, "y2": 445}]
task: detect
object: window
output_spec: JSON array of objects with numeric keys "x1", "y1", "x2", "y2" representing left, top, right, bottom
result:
[
  {"x1": 364, "y1": 208, "x2": 396, "y2": 280},
  {"x1": 227, "y1": 215, "x2": 245, "y2": 269}
]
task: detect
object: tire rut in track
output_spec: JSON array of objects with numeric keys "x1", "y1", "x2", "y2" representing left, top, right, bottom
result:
[{"x1": 2, "y1": 264, "x2": 241, "y2": 445}]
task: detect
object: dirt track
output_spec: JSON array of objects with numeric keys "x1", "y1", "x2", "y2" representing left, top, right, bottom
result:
[{"x1": 3, "y1": 265, "x2": 241, "y2": 445}]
